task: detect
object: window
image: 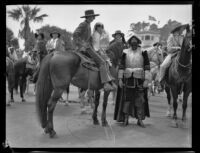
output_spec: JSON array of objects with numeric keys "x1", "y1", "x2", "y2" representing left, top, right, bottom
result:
[
  {"x1": 141, "y1": 36, "x2": 144, "y2": 40},
  {"x1": 145, "y1": 35, "x2": 150, "y2": 40},
  {"x1": 151, "y1": 36, "x2": 154, "y2": 40}
]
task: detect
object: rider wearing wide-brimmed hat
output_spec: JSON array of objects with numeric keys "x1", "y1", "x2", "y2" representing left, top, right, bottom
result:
[
  {"x1": 114, "y1": 31, "x2": 151, "y2": 128},
  {"x1": 46, "y1": 30, "x2": 65, "y2": 53},
  {"x1": 73, "y1": 9, "x2": 116, "y2": 92},
  {"x1": 158, "y1": 24, "x2": 189, "y2": 91}
]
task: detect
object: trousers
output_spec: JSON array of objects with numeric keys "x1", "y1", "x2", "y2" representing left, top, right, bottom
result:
[
  {"x1": 85, "y1": 47, "x2": 114, "y2": 83},
  {"x1": 159, "y1": 54, "x2": 172, "y2": 81}
]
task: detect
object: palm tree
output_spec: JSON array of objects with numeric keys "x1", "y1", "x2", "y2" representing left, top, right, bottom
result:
[{"x1": 7, "y1": 5, "x2": 48, "y2": 51}]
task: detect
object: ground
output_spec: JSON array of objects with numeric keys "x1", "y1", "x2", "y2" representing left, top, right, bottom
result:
[{"x1": 6, "y1": 83, "x2": 192, "y2": 148}]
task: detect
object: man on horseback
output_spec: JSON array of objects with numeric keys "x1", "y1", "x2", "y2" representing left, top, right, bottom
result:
[
  {"x1": 158, "y1": 24, "x2": 188, "y2": 91},
  {"x1": 73, "y1": 9, "x2": 116, "y2": 91},
  {"x1": 46, "y1": 31, "x2": 65, "y2": 53},
  {"x1": 114, "y1": 32, "x2": 151, "y2": 127}
]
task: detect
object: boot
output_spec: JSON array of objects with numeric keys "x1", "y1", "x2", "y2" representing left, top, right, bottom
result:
[
  {"x1": 104, "y1": 82, "x2": 114, "y2": 91},
  {"x1": 137, "y1": 119, "x2": 145, "y2": 128}
]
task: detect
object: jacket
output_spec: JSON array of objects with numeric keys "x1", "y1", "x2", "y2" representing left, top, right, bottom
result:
[{"x1": 73, "y1": 20, "x2": 92, "y2": 50}]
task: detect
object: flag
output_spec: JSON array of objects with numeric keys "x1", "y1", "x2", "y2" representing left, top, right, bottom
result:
[{"x1": 149, "y1": 15, "x2": 157, "y2": 21}]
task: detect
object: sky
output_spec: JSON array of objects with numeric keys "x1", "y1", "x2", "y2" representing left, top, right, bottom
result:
[{"x1": 6, "y1": 5, "x2": 192, "y2": 49}]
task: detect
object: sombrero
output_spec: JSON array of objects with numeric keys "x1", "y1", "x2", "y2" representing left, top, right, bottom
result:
[
  {"x1": 80, "y1": 9, "x2": 100, "y2": 18},
  {"x1": 171, "y1": 24, "x2": 190, "y2": 34}
]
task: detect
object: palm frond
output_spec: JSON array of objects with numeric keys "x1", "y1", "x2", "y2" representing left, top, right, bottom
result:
[
  {"x1": 7, "y1": 7, "x2": 22, "y2": 21},
  {"x1": 33, "y1": 14, "x2": 48, "y2": 22},
  {"x1": 30, "y1": 6, "x2": 41, "y2": 20},
  {"x1": 22, "y1": 5, "x2": 31, "y2": 18}
]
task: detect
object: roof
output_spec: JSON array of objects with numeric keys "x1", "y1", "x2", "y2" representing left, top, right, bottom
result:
[{"x1": 135, "y1": 30, "x2": 160, "y2": 35}]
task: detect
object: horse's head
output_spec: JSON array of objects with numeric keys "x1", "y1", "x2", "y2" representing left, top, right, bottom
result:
[
  {"x1": 106, "y1": 41, "x2": 124, "y2": 67},
  {"x1": 148, "y1": 47, "x2": 163, "y2": 66},
  {"x1": 181, "y1": 24, "x2": 193, "y2": 53},
  {"x1": 177, "y1": 24, "x2": 192, "y2": 68}
]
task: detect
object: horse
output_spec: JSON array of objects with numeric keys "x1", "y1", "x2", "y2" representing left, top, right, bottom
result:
[
  {"x1": 35, "y1": 42, "x2": 124, "y2": 138},
  {"x1": 14, "y1": 53, "x2": 37, "y2": 102},
  {"x1": 164, "y1": 25, "x2": 192, "y2": 128},
  {"x1": 146, "y1": 47, "x2": 164, "y2": 96},
  {"x1": 6, "y1": 57, "x2": 15, "y2": 106}
]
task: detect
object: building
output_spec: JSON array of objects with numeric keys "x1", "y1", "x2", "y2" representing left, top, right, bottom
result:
[{"x1": 134, "y1": 30, "x2": 161, "y2": 49}]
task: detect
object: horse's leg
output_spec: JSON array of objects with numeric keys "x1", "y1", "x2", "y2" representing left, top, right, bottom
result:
[
  {"x1": 45, "y1": 88, "x2": 63, "y2": 138},
  {"x1": 79, "y1": 89, "x2": 87, "y2": 114},
  {"x1": 170, "y1": 86, "x2": 179, "y2": 128},
  {"x1": 20, "y1": 77, "x2": 26, "y2": 102},
  {"x1": 101, "y1": 90, "x2": 110, "y2": 126},
  {"x1": 92, "y1": 90, "x2": 100, "y2": 125},
  {"x1": 87, "y1": 89, "x2": 94, "y2": 109},
  {"x1": 112, "y1": 90, "x2": 117, "y2": 105},
  {"x1": 64, "y1": 86, "x2": 70, "y2": 106},
  {"x1": 165, "y1": 86, "x2": 172, "y2": 117},
  {"x1": 181, "y1": 89, "x2": 190, "y2": 128}
]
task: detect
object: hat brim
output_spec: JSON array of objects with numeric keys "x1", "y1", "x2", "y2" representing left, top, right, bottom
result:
[
  {"x1": 50, "y1": 33, "x2": 61, "y2": 38},
  {"x1": 112, "y1": 33, "x2": 125, "y2": 38},
  {"x1": 80, "y1": 14, "x2": 100, "y2": 18},
  {"x1": 171, "y1": 24, "x2": 189, "y2": 34},
  {"x1": 128, "y1": 36, "x2": 141, "y2": 44}
]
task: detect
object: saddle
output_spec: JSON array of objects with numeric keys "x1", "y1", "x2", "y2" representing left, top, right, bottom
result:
[{"x1": 74, "y1": 52, "x2": 99, "y2": 71}]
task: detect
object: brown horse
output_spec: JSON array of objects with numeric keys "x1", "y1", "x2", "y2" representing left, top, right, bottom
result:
[
  {"x1": 35, "y1": 42, "x2": 124, "y2": 138},
  {"x1": 164, "y1": 25, "x2": 192, "y2": 128},
  {"x1": 6, "y1": 57, "x2": 15, "y2": 106}
]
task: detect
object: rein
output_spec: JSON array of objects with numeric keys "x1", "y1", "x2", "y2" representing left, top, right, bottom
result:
[{"x1": 176, "y1": 57, "x2": 192, "y2": 69}]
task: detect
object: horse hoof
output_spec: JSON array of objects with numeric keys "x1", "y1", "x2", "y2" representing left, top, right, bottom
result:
[
  {"x1": 10, "y1": 99, "x2": 14, "y2": 103},
  {"x1": 93, "y1": 119, "x2": 100, "y2": 125},
  {"x1": 171, "y1": 120, "x2": 178, "y2": 128},
  {"x1": 49, "y1": 130, "x2": 57, "y2": 138},
  {"x1": 102, "y1": 121, "x2": 108, "y2": 127},
  {"x1": 166, "y1": 111, "x2": 172, "y2": 117}
]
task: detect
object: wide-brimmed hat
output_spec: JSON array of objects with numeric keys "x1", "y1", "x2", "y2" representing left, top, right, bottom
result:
[
  {"x1": 171, "y1": 24, "x2": 190, "y2": 34},
  {"x1": 80, "y1": 9, "x2": 100, "y2": 18},
  {"x1": 153, "y1": 42, "x2": 162, "y2": 47},
  {"x1": 112, "y1": 30, "x2": 125, "y2": 38},
  {"x1": 50, "y1": 31, "x2": 61, "y2": 38},
  {"x1": 35, "y1": 32, "x2": 44, "y2": 39},
  {"x1": 125, "y1": 31, "x2": 141, "y2": 44}
]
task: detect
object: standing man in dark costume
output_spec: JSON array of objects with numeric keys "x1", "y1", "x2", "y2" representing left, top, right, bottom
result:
[
  {"x1": 73, "y1": 9, "x2": 116, "y2": 91},
  {"x1": 114, "y1": 32, "x2": 151, "y2": 127}
]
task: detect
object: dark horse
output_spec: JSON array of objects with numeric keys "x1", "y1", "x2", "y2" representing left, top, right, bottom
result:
[
  {"x1": 13, "y1": 58, "x2": 36, "y2": 102},
  {"x1": 36, "y1": 42, "x2": 124, "y2": 138},
  {"x1": 6, "y1": 57, "x2": 15, "y2": 105},
  {"x1": 164, "y1": 25, "x2": 192, "y2": 128}
]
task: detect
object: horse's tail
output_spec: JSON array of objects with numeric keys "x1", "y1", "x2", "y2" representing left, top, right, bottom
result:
[{"x1": 36, "y1": 54, "x2": 53, "y2": 128}]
